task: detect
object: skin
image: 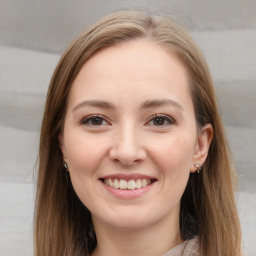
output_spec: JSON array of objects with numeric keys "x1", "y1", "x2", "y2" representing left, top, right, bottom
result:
[{"x1": 60, "y1": 40, "x2": 213, "y2": 256}]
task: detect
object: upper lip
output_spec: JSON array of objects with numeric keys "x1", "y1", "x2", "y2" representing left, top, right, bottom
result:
[{"x1": 100, "y1": 174, "x2": 157, "y2": 181}]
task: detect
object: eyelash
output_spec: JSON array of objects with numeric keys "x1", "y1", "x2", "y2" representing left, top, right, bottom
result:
[
  {"x1": 79, "y1": 114, "x2": 175, "y2": 127},
  {"x1": 80, "y1": 114, "x2": 109, "y2": 126},
  {"x1": 147, "y1": 114, "x2": 175, "y2": 126}
]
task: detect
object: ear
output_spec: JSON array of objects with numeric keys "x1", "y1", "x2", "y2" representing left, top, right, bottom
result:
[
  {"x1": 191, "y1": 123, "x2": 213, "y2": 173},
  {"x1": 58, "y1": 133, "x2": 66, "y2": 158}
]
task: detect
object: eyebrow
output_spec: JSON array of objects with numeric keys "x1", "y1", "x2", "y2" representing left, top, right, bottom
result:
[
  {"x1": 142, "y1": 99, "x2": 183, "y2": 110},
  {"x1": 72, "y1": 100, "x2": 115, "y2": 112},
  {"x1": 72, "y1": 98, "x2": 183, "y2": 112}
]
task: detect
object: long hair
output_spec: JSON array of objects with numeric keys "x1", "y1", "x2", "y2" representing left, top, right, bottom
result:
[{"x1": 34, "y1": 10, "x2": 242, "y2": 256}]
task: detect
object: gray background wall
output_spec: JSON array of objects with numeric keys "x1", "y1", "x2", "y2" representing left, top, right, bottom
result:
[
  {"x1": 1, "y1": 0, "x2": 256, "y2": 53},
  {"x1": 0, "y1": 1, "x2": 255, "y2": 255}
]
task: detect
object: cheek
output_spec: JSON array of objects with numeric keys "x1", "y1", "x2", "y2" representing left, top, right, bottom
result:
[
  {"x1": 64, "y1": 134, "x2": 108, "y2": 207},
  {"x1": 149, "y1": 133, "x2": 195, "y2": 176},
  {"x1": 64, "y1": 131, "x2": 108, "y2": 176},
  {"x1": 154, "y1": 135, "x2": 195, "y2": 202}
]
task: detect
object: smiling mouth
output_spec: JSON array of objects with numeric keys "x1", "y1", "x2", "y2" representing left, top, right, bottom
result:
[{"x1": 100, "y1": 178, "x2": 156, "y2": 190}]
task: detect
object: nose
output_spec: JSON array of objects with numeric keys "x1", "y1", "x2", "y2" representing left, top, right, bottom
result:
[{"x1": 109, "y1": 125, "x2": 147, "y2": 166}]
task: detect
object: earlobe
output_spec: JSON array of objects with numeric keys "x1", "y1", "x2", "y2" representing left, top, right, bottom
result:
[
  {"x1": 193, "y1": 162, "x2": 202, "y2": 173},
  {"x1": 191, "y1": 123, "x2": 213, "y2": 173},
  {"x1": 59, "y1": 134, "x2": 68, "y2": 170}
]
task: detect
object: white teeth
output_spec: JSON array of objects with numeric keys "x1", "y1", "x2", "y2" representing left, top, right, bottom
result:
[
  {"x1": 120, "y1": 179, "x2": 128, "y2": 189},
  {"x1": 142, "y1": 179, "x2": 147, "y2": 187},
  {"x1": 136, "y1": 179, "x2": 142, "y2": 189},
  {"x1": 127, "y1": 180, "x2": 136, "y2": 190},
  {"x1": 109, "y1": 179, "x2": 114, "y2": 188},
  {"x1": 114, "y1": 179, "x2": 119, "y2": 189},
  {"x1": 104, "y1": 178, "x2": 152, "y2": 190}
]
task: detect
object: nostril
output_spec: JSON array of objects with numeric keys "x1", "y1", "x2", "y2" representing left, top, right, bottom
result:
[
  {"x1": 108, "y1": 140, "x2": 147, "y2": 166},
  {"x1": 111, "y1": 157, "x2": 140, "y2": 167}
]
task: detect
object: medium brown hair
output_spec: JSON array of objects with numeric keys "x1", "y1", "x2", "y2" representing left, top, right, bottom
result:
[{"x1": 35, "y1": 10, "x2": 242, "y2": 256}]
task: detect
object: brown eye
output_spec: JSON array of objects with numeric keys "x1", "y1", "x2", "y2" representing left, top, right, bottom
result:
[
  {"x1": 81, "y1": 115, "x2": 108, "y2": 126},
  {"x1": 148, "y1": 115, "x2": 175, "y2": 126},
  {"x1": 90, "y1": 117, "x2": 104, "y2": 125},
  {"x1": 153, "y1": 116, "x2": 166, "y2": 126}
]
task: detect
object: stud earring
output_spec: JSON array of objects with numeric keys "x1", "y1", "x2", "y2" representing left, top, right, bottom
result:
[
  {"x1": 63, "y1": 161, "x2": 69, "y2": 172},
  {"x1": 193, "y1": 163, "x2": 202, "y2": 173}
]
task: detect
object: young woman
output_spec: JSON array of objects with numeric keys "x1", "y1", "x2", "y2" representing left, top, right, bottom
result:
[{"x1": 34, "y1": 10, "x2": 243, "y2": 256}]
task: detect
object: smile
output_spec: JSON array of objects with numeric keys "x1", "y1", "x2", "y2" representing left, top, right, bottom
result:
[{"x1": 103, "y1": 178, "x2": 153, "y2": 190}]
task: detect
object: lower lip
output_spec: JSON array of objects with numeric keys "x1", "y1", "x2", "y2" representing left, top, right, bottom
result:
[{"x1": 101, "y1": 181, "x2": 155, "y2": 199}]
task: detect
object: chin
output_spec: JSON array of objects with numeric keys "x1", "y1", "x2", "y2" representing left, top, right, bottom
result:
[
  {"x1": 96, "y1": 209, "x2": 159, "y2": 231},
  {"x1": 110, "y1": 219, "x2": 152, "y2": 231}
]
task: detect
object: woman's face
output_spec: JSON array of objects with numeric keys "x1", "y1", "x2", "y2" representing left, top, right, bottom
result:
[{"x1": 60, "y1": 40, "x2": 211, "y2": 231}]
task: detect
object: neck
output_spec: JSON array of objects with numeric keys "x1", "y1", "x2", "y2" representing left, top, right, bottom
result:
[{"x1": 91, "y1": 215, "x2": 182, "y2": 256}]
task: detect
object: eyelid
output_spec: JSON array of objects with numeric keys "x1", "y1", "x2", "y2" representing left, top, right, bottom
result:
[
  {"x1": 78, "y1": 113, "x2": 175, "y2": 127},
  {"x1": 80, "y1": 114, "x2": 111, "y2": 126},
  {"x1": 146, "y1": 114, "x2": 176, "y2": 126}
]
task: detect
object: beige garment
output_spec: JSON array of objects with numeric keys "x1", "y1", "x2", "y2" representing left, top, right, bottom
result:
[{"x1": 163, "y1": 236, "x2": 200, "y2": 256}]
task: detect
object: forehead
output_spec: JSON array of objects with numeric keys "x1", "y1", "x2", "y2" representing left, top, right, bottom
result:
[
  {"x1": 68, "y1": 40, "x2": 192, "y2": 108},
  {"x1": 76, "y1": 40, "x2": 187, "y2": 79}
]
